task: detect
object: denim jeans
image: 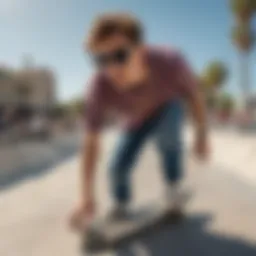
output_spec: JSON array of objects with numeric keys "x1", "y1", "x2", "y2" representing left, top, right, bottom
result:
[{"x1": 109, "y1": 100, "x2": 184, "y2": 204}]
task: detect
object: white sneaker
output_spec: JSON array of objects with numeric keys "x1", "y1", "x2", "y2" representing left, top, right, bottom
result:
[
  {"x1": 107, "y1": 204, "x2": 130, "y2": 222},
  {"x1": 165, "y1": 183, "x2": 189, "y2": 212}
]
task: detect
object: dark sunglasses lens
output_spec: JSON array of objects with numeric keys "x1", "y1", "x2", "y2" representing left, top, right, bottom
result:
[
  {"x1": 113, "y1": 49, "x2": 129, "y2": 64},
  {"x1": 93, "y1": 48, "x2": 130, "y2": 68}
]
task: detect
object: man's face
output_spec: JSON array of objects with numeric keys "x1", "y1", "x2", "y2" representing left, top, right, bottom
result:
[{"x1": 91, "y1": 34, "x2": 142, "y2": 89}]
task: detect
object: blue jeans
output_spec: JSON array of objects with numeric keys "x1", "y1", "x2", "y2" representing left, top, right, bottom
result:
[{"x1": 109, "y1": 100, "x2": 184, "y2": 204}]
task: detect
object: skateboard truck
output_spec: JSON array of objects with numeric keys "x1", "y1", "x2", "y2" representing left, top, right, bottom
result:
[{"x1": 82, "y1": 224, "x2": 113, "y2": 252}]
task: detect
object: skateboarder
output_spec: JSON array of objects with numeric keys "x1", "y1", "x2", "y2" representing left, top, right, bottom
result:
[{"x1": 70, "y1": 12, "x2": 209, "y2": 229}]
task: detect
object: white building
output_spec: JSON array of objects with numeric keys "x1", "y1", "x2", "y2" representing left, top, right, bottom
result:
[{"x1": 0, "y1": 64, "x2": 56, "y2": 116}]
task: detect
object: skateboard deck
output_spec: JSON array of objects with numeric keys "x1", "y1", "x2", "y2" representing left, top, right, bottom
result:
[{"x1": 82, "y1": 203, "x2": 184, "y2": 253}]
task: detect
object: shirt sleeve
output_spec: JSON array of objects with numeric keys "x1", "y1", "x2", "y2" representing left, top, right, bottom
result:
[
  {"x1": 85, "y1": 75, "x2": 106, "y2": 132},
  {"x1": 173, "y1": 53, "x2": 198, "y2": 99}
]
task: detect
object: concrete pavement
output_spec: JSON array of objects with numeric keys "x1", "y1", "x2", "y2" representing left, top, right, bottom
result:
[
  {"x1": 0, "y1": 129, "x2": 256, "y2": 255},
  {"x1": 0, "y1": 131, "x2": 81, "y2": 189}
]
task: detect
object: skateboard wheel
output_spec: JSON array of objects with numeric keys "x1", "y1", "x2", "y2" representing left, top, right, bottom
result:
[{"x1": 82, "y1": 228, "x2": 109, "y2": 253}]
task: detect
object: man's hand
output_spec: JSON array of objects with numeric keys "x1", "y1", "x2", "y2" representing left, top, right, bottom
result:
[
  {"x1": 69, "y1": 198, "x2": 95, "y2": 232},
  {"x1": 69, "y1": 131, "x2": 99, "y2": 232},
  {"x1": 185, "y1": 86, "x2": 209, "y2": 161}
]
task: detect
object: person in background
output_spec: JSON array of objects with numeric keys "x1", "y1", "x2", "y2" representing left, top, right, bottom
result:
[{"x1": 70, "y1": 12, "x2": 209, "y2": 229}]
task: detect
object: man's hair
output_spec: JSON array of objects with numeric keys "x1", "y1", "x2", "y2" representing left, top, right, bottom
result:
[{"x1": 86, "y1": 12, "x2": 144, "y2": 51}]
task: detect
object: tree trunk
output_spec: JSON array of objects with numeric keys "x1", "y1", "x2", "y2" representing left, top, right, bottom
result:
[{"x1": 239, "y1": 51, "x2": 250, "y2": 110}]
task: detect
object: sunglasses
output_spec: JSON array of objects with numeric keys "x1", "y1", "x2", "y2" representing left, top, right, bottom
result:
[{"x1": 92, "y1": 47, "x2": 131, "y2": 68}]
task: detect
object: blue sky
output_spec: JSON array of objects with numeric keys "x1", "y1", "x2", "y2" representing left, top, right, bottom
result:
[{"x1": 1, "y1": 0, "x2": 255, "y2": 101}]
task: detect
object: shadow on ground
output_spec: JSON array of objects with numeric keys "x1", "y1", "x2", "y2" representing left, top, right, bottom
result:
[
  {"x1": 0, "y1": 144, "x2": 79, "y2": 191},
  {"x1": 115, "y1": 213, "x2": 256, "y2": 256}
]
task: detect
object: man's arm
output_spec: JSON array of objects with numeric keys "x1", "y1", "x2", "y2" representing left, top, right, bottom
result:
[
  {"x1": 81, "y1": 131, "x2": 100, "y2": 206},
  {"x1": 69, "y1": 131, "x2": 100, "y2": 230},
  {"x1": 70, "y1": 77, "x2": 105, "y2": 230},
  {"x1": 187, "y1": 90, "x2": 208, "y2": 159},
  {"x1": 81, "y1": 77, "x2": 106, "y2": 203},
  {"x1": 174, "y1": 52, "x2": 208, "y2": 158}
]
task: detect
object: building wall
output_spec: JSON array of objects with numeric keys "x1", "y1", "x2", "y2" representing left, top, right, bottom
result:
[{"x1": 0, "y1": 66, "x2": 56, "y2": 113}]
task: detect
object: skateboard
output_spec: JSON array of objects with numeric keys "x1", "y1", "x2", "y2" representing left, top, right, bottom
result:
[{"x1": 81, "y1": 203, "x2": 185, "y2": 254}]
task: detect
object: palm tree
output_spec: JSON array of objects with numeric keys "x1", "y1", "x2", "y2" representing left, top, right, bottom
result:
[
  {"x1": 201, "y1": 61, "x2": 228, "y2": 89},
  {"x1": 232, "y1": 24, "x2": 255, "y2": 102},
  {"x1": 217, "y1": 93, "x2": 236, "y2": 118},
  {"x1": 230, "y1": 0, "x2": 256, "y2": 108},
  {"x1": 230, "y1": 0, "x2": 255, "y2": 22},
  {"x1": 67, "y1": 98, "x2": 85, "y2": 116},
  {"x1": 200, "y1": 61, "x2": 228, "y2": 111}
]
